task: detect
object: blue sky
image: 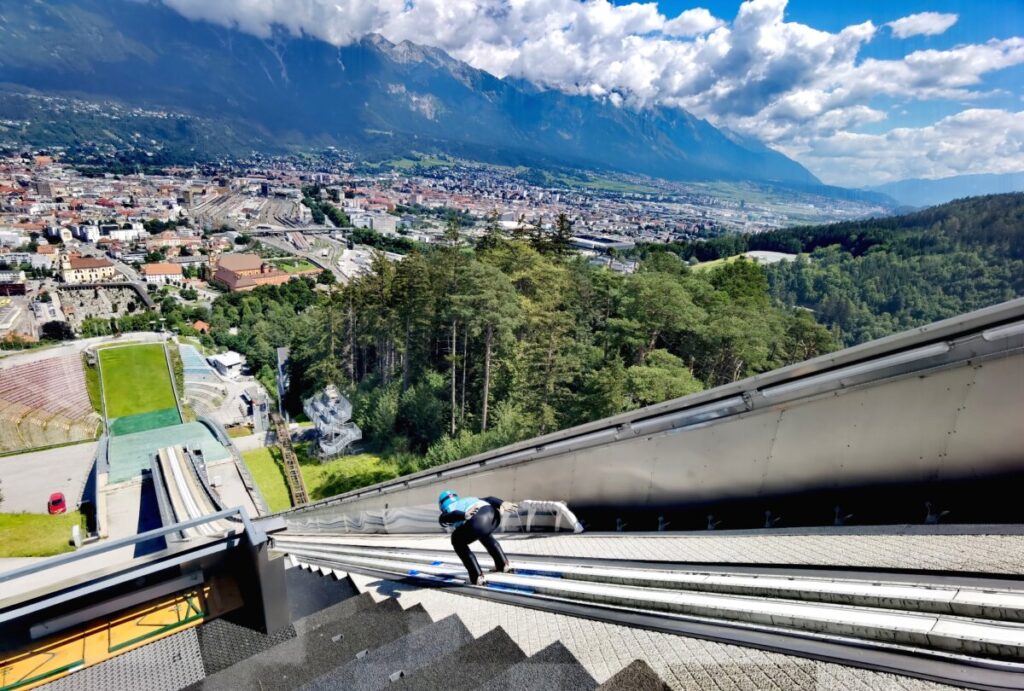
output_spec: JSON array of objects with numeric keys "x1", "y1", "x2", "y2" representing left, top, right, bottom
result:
[
  {"x1": 162, "y1": 0, "x2": 1024, "y2": 186},
  {"x1": 656, "y1": 0, "x2": 1024, "y2": 129}
]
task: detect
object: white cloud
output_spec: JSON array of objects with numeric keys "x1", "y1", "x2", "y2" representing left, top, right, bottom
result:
[
  {"x1": 887, "y1": 12, "x2": 959, "y2": 39},
  {"x1": 779, "y1": 109, "x2": 1024, "y2": 187},
  {"x1": 156, "y1": 0, "x2": 1024, "y2": 185},
  {"x1": 664, "y1": 8, "x2": 724, "y2": 37}
]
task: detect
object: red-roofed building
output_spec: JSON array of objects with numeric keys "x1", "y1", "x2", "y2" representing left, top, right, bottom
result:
[
  {"x1": 212, "y1": 253, "x2": 291, "y2": 292},
  {"x1": 141, "y1": 262, "x2": 183, "y2": 285},
  {"x1": 60, "y1": 254, "x2": 116, "y2": 284}
]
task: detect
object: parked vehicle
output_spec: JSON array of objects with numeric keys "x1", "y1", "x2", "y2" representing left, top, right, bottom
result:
[{"x1": 47, "y1": 492, "x2": 67, "y2": 515}]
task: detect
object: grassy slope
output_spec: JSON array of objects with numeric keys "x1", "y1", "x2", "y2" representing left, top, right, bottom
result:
[
  {"x1": 0, "y1": 512, "x2": 82, "y2": 557},
  {"x1": 295, "y1": 441, "x2": 399, "y2": 501},
  {"x1": 691, "y1": 254, "x2": 743, "y2": 272},
  {"x1": 166, "y1": 346, "x2": 195, "y2": 422},
  {"x1": 242, "y1": 447, "x2": 292, "y2": 513},
  {"x1": 82, "y1": 353, "x2": 103, "y2": 413},
  {"x1": 99, "y1": 344, "x2": 176, "y2": 418},
  {"x1": 273, "y1": 259, "x2": 317, "y2": 274}
]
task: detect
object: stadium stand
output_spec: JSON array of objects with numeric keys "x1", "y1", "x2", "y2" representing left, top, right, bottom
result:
[{"x1": 0, "y1": 353, "x2": 101, "y2": 452}]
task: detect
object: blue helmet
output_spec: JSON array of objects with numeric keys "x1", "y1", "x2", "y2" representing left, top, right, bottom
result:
[{"x1": 439, "y1": 489, "x2": 458, "y2": 512}]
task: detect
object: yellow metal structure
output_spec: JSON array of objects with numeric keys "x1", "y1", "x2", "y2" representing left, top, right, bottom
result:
[{"x1": 0, "y1": 578, "x2": 241, "y2": 690}]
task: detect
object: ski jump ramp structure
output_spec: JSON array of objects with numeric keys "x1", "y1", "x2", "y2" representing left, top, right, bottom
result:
[{"x1": 281, "y1": 297, "x2": 1024, "y2": 534}]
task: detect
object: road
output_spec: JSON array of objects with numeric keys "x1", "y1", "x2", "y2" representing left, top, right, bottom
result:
[
  {"x1": 0, "y1": 330, "x2": 166, "y2": 365},
  {"x1": 0, "y1": 441, "x2": 98, "y2": 513}
]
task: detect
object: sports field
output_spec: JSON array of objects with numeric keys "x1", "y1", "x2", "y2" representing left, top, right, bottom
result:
[{"x1": 99, "y1": 344, "x2": 181, "y2": 435}]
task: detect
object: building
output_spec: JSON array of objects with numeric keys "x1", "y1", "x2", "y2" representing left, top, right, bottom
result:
[
  {"x1": 102, "y1": 224, "x2": 144, "y2": 243},
  {"x1": 1, "y1": 251, "x2": 51, "y2": 270},
  {"x1": 212, "y1": 253, "x2": 291, "y2": 292},
  {"x1": 570, "y1": 234, "x2": 635, "y2": 253},
  {"x1": 303, "y1": 385, "x2": 362, "y2": 458},
  {"x1": 0, "y1": 270, "x2": 27, "y2": 296},
  {"x1": 72, "y1": 224, "x2": 101, "y2": 243},
  {"x1": 0, "y1": 299, "x2": 21, "y2": 333},
  {"x1": 193, "y1": 320, "x2": 210, "y2": 334},
  {"x1": 140, "y1": 262, "x2": 184, "y2": 285},
  {"x1": 371, "y1": 213, "x2": 399, "y2": 235},
  {"x1": 208, "y1": 351, "x2": 243, "y2": 378},
  {"x1": 60, "y1": 254, "x2": 117, "y2": 284}
]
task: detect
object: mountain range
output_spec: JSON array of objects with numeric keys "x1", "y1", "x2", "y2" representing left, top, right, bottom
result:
[
  {"x1": 868, "y1": 172, "x2": 1024, "y2": 208},
  {"x1": 0, "y1": 0, "x2": 832, "y2": 188}
]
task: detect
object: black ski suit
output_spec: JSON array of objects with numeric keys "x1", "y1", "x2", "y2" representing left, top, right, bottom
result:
[{"x1": 439, "y1": 496, "x2": 509, "y2": 585}]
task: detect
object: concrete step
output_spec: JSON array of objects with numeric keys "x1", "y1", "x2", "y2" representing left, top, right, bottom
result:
[
  {"x1": 474, "y1": 640, "x2": 597, "y2": 691},
  {"x1": 597, "y1": 660, "x2": 672, "y2": 691},
  {"x1": 286, "y1": 551, "x2": 1024, "y2": 660},
  {"x1": 302, "y1": 615, "x2": 474, "y2": 691},
  {"x1": 394, "y1": 626, "x2": 527, "y2": 691},
  {"x1": 274, "y1": 536, "x2": 1024, "y2": 622},
  {"x1": 285, "y1": 561, "x2": 358, "y2": 622},
  {"x1": 195, "y1": 598, "x2": 432, "y2": 690}
]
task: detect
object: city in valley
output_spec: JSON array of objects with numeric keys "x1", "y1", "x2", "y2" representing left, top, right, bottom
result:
[{"x1": 0, "y1": 151, "x2": 889, "y2": 344}]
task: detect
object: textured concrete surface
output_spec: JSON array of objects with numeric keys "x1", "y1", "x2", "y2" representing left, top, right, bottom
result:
[
  {"x1": 205, "y1": 458, "x2": 258, "y2": 519},
  {"x1": 44, "y1": 628, "x2": 205, "y2": 691},
  {"x1": 350, "y1": 573, "x2": 962, "y2": 691},
  {"x1": 196, "y1": 617, "x2": 297, "y2": 676},
  {"x1": 396, "y1": 626, "x2": 527, "y2": 691},
  {"x1": 599, "y1": 659, "x2": 673, "y2": 691},
  {"x1": 285, "y1": 558, "x2": 358, "y2": 621},
  {"x1": 304, "y1": 615, "x2": 474, "y2": 691},
  {"x1": 193, "y1": 599, "x2": 434, "y2": 690},
  {"x1": 324, "y1": 529, "x2": 1024, "y2": 574},
  {"x1": 480, "y1": 640, "x2": 598, "y2": 691},
  {"x1": 0, "y1": 441, "x2": 97, "y2": 513}
]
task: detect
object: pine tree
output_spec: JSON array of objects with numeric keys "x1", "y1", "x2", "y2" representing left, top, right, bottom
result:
[{"x1": 551, "y1": 213, "x2": 574, "y2": 256}]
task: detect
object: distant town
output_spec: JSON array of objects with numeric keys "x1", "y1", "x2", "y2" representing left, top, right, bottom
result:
[{"x1": 0, "y1": 150, "x2": 888, "y2": 345}]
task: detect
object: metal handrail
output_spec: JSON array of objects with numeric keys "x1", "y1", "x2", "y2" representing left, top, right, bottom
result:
[{"x1": 0, "y1": 506, "x2": 259, "y2": 586}]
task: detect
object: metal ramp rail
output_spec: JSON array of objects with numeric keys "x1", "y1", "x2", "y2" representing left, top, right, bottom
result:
[
  {"x1": 271, "y1": 412, "x2": 309, "y2": 506},
  {"x1": 273, "y1": 533, "x2": 1024, "y2": 690},
  {"x1": 277, "y1": 298, "x2": 1024, "y2": 534}
]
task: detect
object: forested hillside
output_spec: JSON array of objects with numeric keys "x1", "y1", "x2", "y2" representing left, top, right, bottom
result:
[
  {"x1": 204, "y1": 221, "x2": 834, "y2": 477},
  {"x1": 637, "y1": 194, "x2": 1024, "y2": 345}
]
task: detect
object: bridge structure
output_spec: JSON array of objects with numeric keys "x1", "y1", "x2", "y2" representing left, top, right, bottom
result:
[{"x1": 1, "y1": 299, "x2": 1023, "y2": 690}]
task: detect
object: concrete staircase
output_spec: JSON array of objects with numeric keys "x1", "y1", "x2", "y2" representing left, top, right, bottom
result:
[{"x1": 184, "y1": 565, "x2": 651, "y2": 691}]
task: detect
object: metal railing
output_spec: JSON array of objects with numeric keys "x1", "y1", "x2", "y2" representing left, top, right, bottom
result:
[{"x1": 272, "y1": 412, "x2": 309, "y2": 506}]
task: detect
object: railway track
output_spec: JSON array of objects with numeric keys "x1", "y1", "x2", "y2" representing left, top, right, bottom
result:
[{"x1": 271, "y1": 412, "x2": 310, "y2": 506}]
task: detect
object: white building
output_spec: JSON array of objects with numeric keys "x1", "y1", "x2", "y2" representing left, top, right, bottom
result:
[
  {"x1": 0, "y1": 231, "x2": 24, "y2": 247},
  {"x1": 208, "y1": 351, "x2": 243, "y2": 378},
  {"x1": 73, "y1": 224, "x2": 101, "y2": 243},
  {"x1": 371, "y1": 213, "x2": 399, "y2": 235},
  {"x1": 140, "y1": 262, "x2": 184, "y2": 285},
  {"x1": 1, "y1": 252, "x2": 52, "y2": 270},
  {"x1": 349, "y1": 212, "x2": 373, "y2": 229},
  {"x1": 102, "y1": 224, "x2": 144, "y2": 243}
]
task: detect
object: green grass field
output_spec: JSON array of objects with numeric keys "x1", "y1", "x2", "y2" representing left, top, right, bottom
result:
[
  {"x1": 691, "y1": 254, "x2": 744, "y2": 272},
  {"x1": 242, "y1": 447, "x2": 292, "y2": 512},
  {"x1": 297, "y1": 442, "x2": 400, "y2": 501},
  {"x1": 99, "y1": 344, "x2": 177, "y2": 419},
  {"x1": 82, "y1": 354, "x2": 102, "y2": 413},
  {"x1": 0, "y1": 512, "x2": 82, "y2": 557},
  {"x1": 272, "y1": 259, "x2": 318, "y2": 274}
]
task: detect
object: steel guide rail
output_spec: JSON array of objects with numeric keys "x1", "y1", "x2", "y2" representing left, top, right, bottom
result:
[{"x1": 286, "y1": 550, "x2": 1024, "y2": 691}]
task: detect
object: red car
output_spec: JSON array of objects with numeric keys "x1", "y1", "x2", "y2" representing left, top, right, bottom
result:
[{"x1": 47, "y1": 492, "x2": 66, "y2": 515}]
